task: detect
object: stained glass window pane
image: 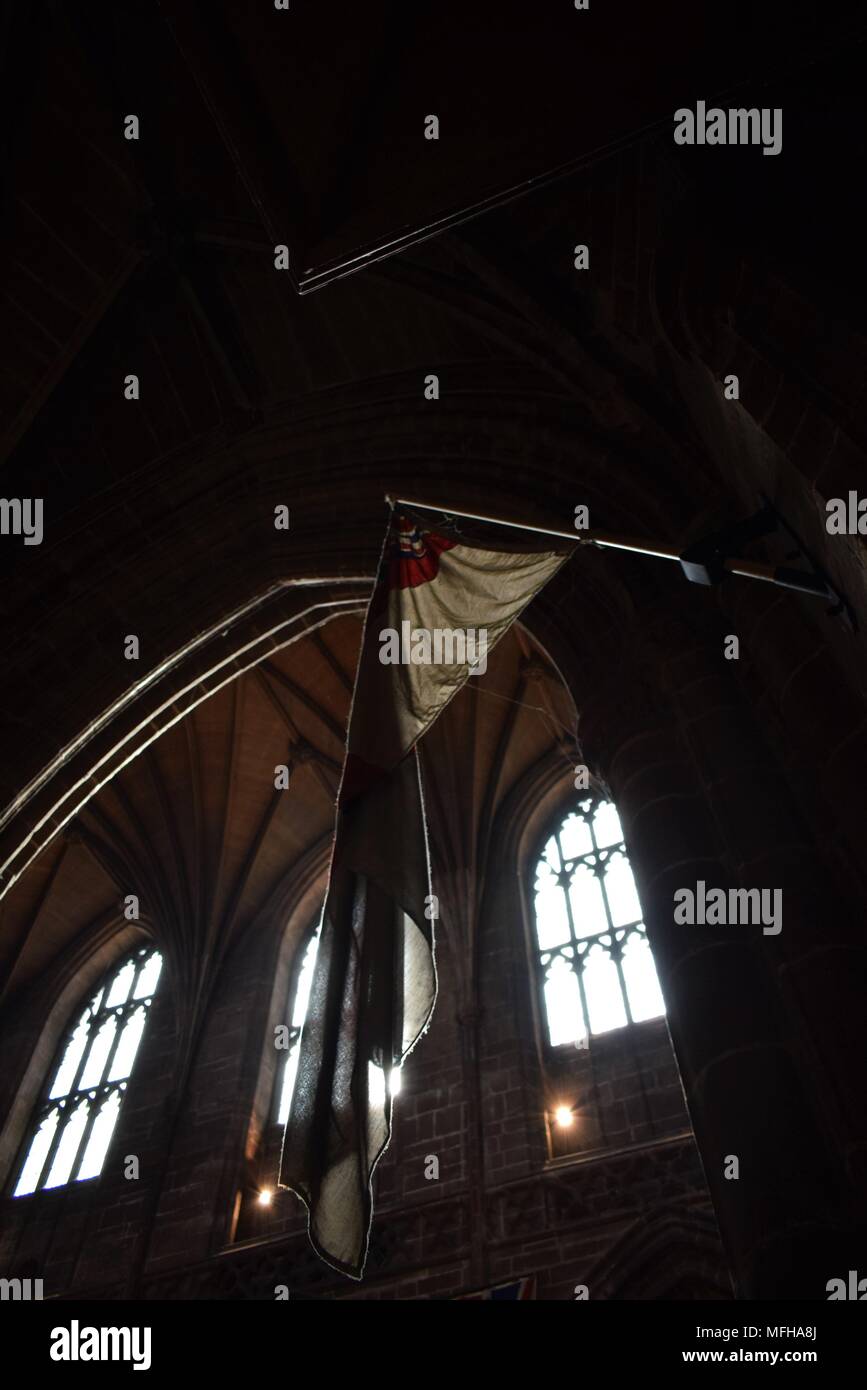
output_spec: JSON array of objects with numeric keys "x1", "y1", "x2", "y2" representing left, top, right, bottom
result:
[
  {"x1": 583, "y1": 942, "x2": 628, "y2": 1034},
  {"x1": 568, "y1": 862, "x2": 607, "y2": 937},
  {"x1": 534, "y1": 863, "x2": 571, "y2": 949},
  {"x1": 78, "y1": 1016, "x2": 118, "y2": 1090},
  {"x1": 366, "y1": 1062, "x2": 401, "y2": 1107},
  {"x1": 275, "y1": 925, "x2": 324, "y2": 1126},
  {"x1": 291, "y1": 935, "x2": 320, "y2": 1029},
  {"x1": 132, "y1": 952, "x2": 162, "y2": 1000},
  {"x1": 558, "y1": 811, "x2": 593, "y2": 860},
  {"x1": 48, "y1": 1010, "x2": 91, "y2": 1099},
  {"x1": 43, "y1": 1100, "x2": 91, "y2": 1189},
  {"x1": 105, "y1": 958, "x2": 136, "y2": 1008},
  {"x1": 540, "y1": 834, "x2": 561, "y2": 873},
  {"x1": 277, "y1": 1043, "x2": 301, "y2": 1127},
  {"x1": 621, "y1": 932, "x2": 667, "y2": 1023},
  {"x1": 77, "y1": 1091, "x2": 123, "y2": 1181},
  {"x1": 592, "y1": 799, "x2": 623, "y2": 848},
  {"x1": 107, "y1": 1006, "x2": 147, "y2": 1082},
  {"x1": 13, "y1": 1109, "x2": 60, "y2": 1197},
  {"x1": 604, "y1": 851, "x2": 643, "y2": 927},
  {"x1": 544, "y1": 956, "x2": 584, "y2": 1046}
]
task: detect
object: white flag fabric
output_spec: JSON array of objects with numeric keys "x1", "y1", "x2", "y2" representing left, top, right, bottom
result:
[{"x1": 279, "y1": 511, "x2": 570, "y2": 1277}]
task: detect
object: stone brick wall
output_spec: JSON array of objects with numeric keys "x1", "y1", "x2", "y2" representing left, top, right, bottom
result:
[{"x1": 0, "y1": 823, "x2": 729, "y2": 1300}]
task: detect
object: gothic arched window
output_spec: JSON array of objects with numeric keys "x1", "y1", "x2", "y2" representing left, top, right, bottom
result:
[
  {"x1": 533, "y1": 796, "x2": 665, "y2": 1046},
  {"x1": 11, "y1": 946, "x2": 163, "y2": 1196},
  {"x1": 274, "y1": 918, "x2": 401, "y2": 1127},
  {"x1": 274, "y1": 928, "x2": 321, "y2": 1126}
]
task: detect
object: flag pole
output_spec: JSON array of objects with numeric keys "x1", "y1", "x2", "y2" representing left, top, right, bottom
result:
[{"x1": 384, "y1": 493, "x2": 841, "y2": 606}]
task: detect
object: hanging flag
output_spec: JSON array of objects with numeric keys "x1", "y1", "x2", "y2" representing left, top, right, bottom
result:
[{"x1": 279, "y1": 508, "x2": 571, "y2": 1278}]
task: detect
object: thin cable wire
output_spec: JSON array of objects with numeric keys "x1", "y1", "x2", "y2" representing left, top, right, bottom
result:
[{"x1": 471, "y1": 683, "x2": 580, "y2": 762}]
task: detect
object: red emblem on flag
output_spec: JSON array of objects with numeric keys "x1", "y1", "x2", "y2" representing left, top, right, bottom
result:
[{"x1": 387, "y1": 516, "x2": 455, "y2": 591}]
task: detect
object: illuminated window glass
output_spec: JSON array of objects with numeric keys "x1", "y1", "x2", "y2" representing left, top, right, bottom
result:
[
  {"x1": 275, "y1": 930, "x2": 320, "y2": 1126},
  {"x1": 12, "y1": 947, "x2": 163, "y2": 1196},
  {"x1": 274, "y1": 922, "x2": 401, "y2": 1126},
  {"x1": 533, "y1": 797, "x2": 664, "y2": 1046}
]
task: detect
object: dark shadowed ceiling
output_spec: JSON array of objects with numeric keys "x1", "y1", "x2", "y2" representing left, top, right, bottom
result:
[{"x1": 1, "y1": 2, "x2": 863, "y2": 1032}]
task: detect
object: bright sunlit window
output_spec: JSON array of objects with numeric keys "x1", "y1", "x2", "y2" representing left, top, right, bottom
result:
[
  {"x1": 533, "y1": 796, "x2": 665, "y2": 1047},
  {"x1": 275, "y1": 922, "x2": 402, "y2": 1127},
  {"x1": 12, "y1": 946, "x2": 163, "y2": 1196},
  {"x1": 275, "y1": 929, "x2": 320, "y2": 1126}
]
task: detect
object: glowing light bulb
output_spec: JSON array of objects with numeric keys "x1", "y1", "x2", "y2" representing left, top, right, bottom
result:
[
  {"x1": 257, "y1": 1188, "x2": 273, "y2": 1207},
  {"x1": 555, "y1": 1106, "x2": 574, "y2": 1129}
]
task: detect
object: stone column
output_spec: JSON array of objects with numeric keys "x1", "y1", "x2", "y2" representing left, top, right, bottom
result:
[{"x1": 580, "y1": 605, "x2": 867, "y2": 1298}]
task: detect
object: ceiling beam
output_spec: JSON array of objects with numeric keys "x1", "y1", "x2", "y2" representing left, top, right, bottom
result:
[
  {"x1": 157, "y1": 0, "x2": 308, "y2": 288},
  {"x1": 0, "y1": 248, "x2": 143, "y2": 466}
]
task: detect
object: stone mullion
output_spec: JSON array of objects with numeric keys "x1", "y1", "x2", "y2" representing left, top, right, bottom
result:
[
  {"x1": 556, "y1": 835, "x2": 592, "y2": 1041},
  {"x1": 594, "y1": 843, "x2": 635, "y2": 1027}
]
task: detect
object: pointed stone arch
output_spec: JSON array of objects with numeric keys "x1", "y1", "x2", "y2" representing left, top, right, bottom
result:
[{"x1": 587, "y1": 1205, "x2": 733, "y2": 1300}]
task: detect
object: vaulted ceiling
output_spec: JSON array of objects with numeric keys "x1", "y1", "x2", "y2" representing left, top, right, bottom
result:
[{"x1": 0, "y1": 607, "x2": 577, "y2": 1032}]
